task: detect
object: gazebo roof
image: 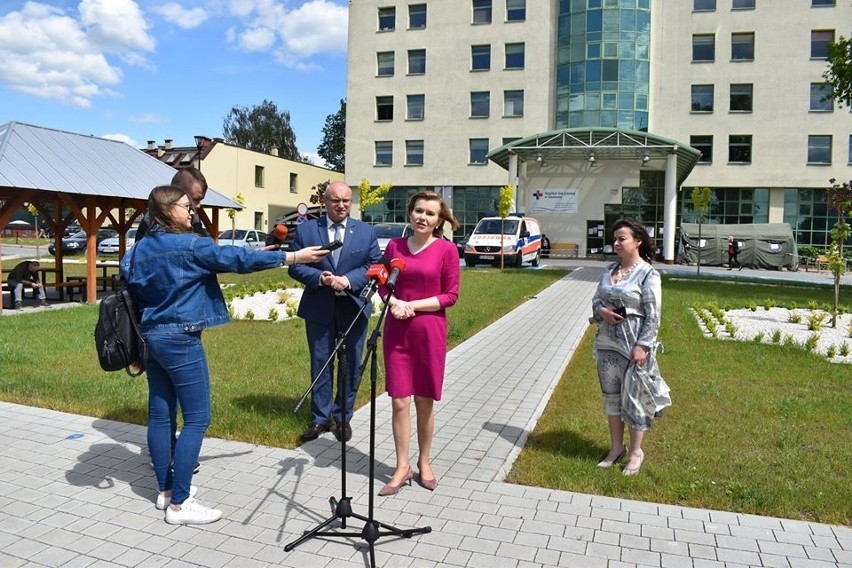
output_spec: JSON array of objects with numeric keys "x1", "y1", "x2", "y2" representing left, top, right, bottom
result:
[
  {"x1": 0, "y1": 121, "x2": 240, "y2": 208},
  {"x1": 488, "y1": 127, "x2": 701, "y2": 186}
]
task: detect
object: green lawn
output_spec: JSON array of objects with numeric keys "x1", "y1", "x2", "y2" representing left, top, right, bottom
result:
[{"x1": 508, "y1": 276, "x2": 851, "y2": 526}]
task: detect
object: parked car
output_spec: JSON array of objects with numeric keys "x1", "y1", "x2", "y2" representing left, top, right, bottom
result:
[
  {"x1": 49, "y1": 229, "x2": 118, "y2": 256},
  {"x1": 218, "y1": 229, "x2": 267, "y2": 248},
  {"x1": 374, "y1": 222, "x2": 412, "y2": 253},
  {"x1": 97, "y1": 228, "x2": 137, "y2": 254}
]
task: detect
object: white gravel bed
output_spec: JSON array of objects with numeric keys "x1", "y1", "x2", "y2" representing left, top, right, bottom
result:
[
  {"x1": 693, "y1": 307, "x2": 852, "y2": 364},
  {"x1": 228, "y1": 288, "x2": 384, "y2": 322}
]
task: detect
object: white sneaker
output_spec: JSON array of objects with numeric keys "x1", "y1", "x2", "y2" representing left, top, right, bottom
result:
[
  {"x1": 156, "y1": 485, "x2": 198, "y2": 510},
  {"x1": 165, "y1": 496, "x2": 222, "y2": 525}
]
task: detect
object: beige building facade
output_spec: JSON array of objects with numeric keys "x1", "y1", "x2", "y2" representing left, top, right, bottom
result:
[
  {"x1": 346, "y1": 0, "x2": 852, "y2": 257},
  {"x1": 145, "y1": 138, "x2": 342, "y2": 234}
]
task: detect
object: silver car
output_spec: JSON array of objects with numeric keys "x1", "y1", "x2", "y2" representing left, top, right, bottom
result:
[
  {"x1": 218, "y1": 229, "x2": 267, "y2": 248},
  {"x1": 374, "y1": 223, "x2": 412, "y2": 253},
  {"x1": 97, "y1": 228, "x2": 137, "y2": 254}
]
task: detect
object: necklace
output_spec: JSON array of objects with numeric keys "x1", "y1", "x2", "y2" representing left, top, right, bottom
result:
[{"x1": 613, "y1": 260, "x2": 640, "y2": 283}]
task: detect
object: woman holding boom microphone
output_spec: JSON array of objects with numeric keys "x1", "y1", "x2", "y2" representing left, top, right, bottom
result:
[
  {"x1": 379, "y1": 191, "x2": 460, "y2": 496},
  {"x1": 121, "y1": 185, "x2": 328, "y2": 525}
]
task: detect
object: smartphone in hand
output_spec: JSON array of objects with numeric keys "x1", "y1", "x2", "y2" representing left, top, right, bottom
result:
[
  {"x1": 614, "y1": 306, "x2": 627, "y2": 318},
  {"x1": 320, "y1": 240, "x2": 343, "y2": 252}
]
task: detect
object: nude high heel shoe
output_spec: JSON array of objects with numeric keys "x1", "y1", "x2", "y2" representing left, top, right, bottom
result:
[{"x1": 378, "y1": 467, "x2": 413, "y2": 496}]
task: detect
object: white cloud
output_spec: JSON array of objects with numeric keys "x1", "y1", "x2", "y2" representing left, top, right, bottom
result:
[
  {"x1": 128, "y1": 113, "x2": 166, "y2": 124},
  {"x1": 0, "y1": 1, "x2": 155, "y2": 108},
  {"x1": 102, "y1": 132, "x2": 136, "y2": 146},
  {"x1": 152, "y1": 2, "x2": 209, "y2": 29},
  {"x1": 225, "y1": 0, "x2": 348, "y2": 69}
]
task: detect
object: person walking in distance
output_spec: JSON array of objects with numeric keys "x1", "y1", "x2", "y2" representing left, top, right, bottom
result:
[
  {"x1": 727, "y1": 236, "x2": 742, "y2": 271},
  {"x1": 289, "y1": 181, "x2": 382, "y2": 443}
]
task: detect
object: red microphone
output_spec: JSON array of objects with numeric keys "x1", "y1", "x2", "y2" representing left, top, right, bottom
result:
[
  {"x1": 273, "y1": 224, "x2": 288, "y2": 241},
  {"x1": 385, "y1": 258, "x2": 406, "y2": 291},
  {"x1": 360, "y1": 259, "x2": 390, "y2": 299}
]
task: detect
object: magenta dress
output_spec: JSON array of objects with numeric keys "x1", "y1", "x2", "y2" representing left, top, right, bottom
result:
[{"x1": 382, "y1": 237, "x2": 460, "y2": 400}]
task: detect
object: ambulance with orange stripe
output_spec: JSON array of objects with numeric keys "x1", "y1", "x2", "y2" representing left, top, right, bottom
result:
[{"x1": 462, "y1": 215, "x2": 543, "y2": 268}]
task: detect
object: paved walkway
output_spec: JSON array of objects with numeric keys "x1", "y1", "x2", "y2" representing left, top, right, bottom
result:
[{"x1": 1, "y1": 266, "x2": 850, "y2": 567}]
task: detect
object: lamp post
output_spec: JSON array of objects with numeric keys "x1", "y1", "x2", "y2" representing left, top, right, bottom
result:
[{"x1": 193, "y1": 135, "x2": 205, "y2": 171}]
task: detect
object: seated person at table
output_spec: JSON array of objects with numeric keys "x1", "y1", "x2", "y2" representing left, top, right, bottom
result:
[{"x1": 7, "y1": 260, "x2": 48, "y2": 309}]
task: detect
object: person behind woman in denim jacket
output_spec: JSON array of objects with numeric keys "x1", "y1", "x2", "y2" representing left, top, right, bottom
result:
[{"x1": 121, "y1": 185, "x2": 328, "y2": 525}]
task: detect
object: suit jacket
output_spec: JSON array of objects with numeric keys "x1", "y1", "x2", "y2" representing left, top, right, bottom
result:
[{"x1": 288, "y1": 216, "x2": 381, "y2": 324}]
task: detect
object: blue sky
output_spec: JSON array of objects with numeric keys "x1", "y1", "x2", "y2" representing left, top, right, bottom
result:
[{"x1": 0, "y1": 0, "x2": 349, "y2": 164}]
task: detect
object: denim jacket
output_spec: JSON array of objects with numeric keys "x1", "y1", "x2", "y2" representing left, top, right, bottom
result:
[{"x1": 120, "y1": 227, "x2": 286, "y2": 334}]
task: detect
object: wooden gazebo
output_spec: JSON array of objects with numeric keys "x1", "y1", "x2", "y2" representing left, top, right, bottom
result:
[{"x1": 0, "y1": 121, "x2": 242, "y2": 307}]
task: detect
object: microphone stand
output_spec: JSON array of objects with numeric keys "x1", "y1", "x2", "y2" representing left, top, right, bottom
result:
[{"x1": 286, "y1": 285, "x2": 431, "y2": 567}]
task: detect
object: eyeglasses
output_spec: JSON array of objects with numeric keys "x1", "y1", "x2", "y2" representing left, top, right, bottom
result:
[
  {"x1": 326, "y1": 198, "x2": 352, "y2": 206},
  {"x1": 174, "y1": 202, "x2": 193, "y2": 212}
]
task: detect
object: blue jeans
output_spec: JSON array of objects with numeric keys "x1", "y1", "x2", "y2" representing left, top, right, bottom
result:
[{"x1": 145, "y1": 330, "x2": 210, "y2": 505}]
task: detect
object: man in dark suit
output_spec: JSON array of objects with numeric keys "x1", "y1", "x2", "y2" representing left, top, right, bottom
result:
[
  {"x1": 289, "y1": 181, "x2": 382, "y2": 443},
  {"x1": 136, "y1": 167, "x2": 210, "y2": 241}
]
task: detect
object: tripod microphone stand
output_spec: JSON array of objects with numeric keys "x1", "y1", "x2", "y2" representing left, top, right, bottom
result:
[{"x1": 286, "y1": 286, "x2": 430, "y2": 567}]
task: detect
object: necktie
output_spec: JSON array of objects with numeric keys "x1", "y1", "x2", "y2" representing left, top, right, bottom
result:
[{"x1": 331, "y1": 222, "x2": 343, "y2": 267}]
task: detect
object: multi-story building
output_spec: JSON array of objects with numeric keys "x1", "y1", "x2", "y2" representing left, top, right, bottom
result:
[
  {"x1": 144, "y1": 138, "x2": 342, "y2": 234},
  {"x1": 346, "y1": 0, "x2": 852, "y2": 259}
]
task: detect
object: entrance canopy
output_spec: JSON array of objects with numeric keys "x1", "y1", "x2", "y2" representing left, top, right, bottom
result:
[
  {"x1": 0, "y1": 121, "x2": 243, "y2": 304},
  {"x1": 488, "y1": 127, "x2": 700, "y2": 263},
  {"x1": 488, "y1": 127, "x2": 700, "y2": 187}
]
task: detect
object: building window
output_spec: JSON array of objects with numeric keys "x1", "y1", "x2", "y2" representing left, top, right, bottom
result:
[
  {"x1": 691, "y1": 135, "x2": 713, "y2": 164},
  {"x1": 408, "y1": 4, "x2": 426, "y2": 29},
  {"x1": 810, "y1": 83, "x2": 833, "y2": 111},
  {"x1": 472, "y1": 0, "x2": 492, "y2": 24},
  {"x1": 507, "y1": 0, "x2": 525, "y2": 22},
  {"x1": 728, "y1": 135, "x2": 752, "y2": 164},
  {"x1": 502, "y1": 137, "x2": 521, "y2": 146},
  {"x1": 808, "y1": 135, "x2": 832, "y2": 164},
  {"x1": 470, "y1": 91, "x2": 490, "y2": 118},
  {"x1": 378, "y1": 7, "x2": 395, "y2": 31},
  {"x1": 811, "y1": 30, "x2": 834, "y2": 59},
  {"x1": 469, "y1": 138, "x2": 489, "y2": 164},
  {"x1": 692, "y1": 34, "x2": 715, "y2": 62},
  {"x1": 405, "y1": 140, "x2": 424, "y2": 166},
  {"x1": 812, "y1": 0, "x2": 835, "y2": 5},
  {"x1": 377, "y1": 51, "x2": 394, "y2": 76},
  {"x1": 471, "y1": 44, "x2": 491, "y2": 71},
  {"x1": 376, "y1": 96, "x2": 394, "y2": 121},
  {"x1": 375, "y1": 141, "x2": 392, "y2": 166},
  {"x1": 408, "y1": 49, "x2": 426, "y2": 74},
  {"x1": 732, "y1": 0, "x2": 755, "y2": 9},
  {"x1": 731, "y1": 32, "x2": 754, "y2": 60},
  {"x1": 505, "y1": 43, "x2": 525, "y2": 69},
  {"x1": 254, "y1": 165, "x2": 264, "y2": 187},
  {"x1": 503, "y1": 90, "x2": 524, "y2": 117},
  {"x1": 406, "y1": 94, "x2": 425, "y2": 120},
  {"x1": 691, "y1": 84, "x2": 714, "y2": 112},
  {"x1": 289, "y1": 172, "x2": 298, "y2": 193},
  {"x1": 730, "y1": 84, "x2": 753, "y2": 112},
  {"x1": 693, "y1": 0, "x2": 715, "y2": 11}
]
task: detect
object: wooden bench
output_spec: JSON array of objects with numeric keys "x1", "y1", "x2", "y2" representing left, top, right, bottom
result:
[
  {"x1": 43, "y1": 278, "x2": 87, "y2": 301},
  {"x1": 801, "y1": 255, "x2": 829, "y2": 272},
  {"x1": 2, "y1": 281, "x2": 38, "y2": 309},
  {"x1": 547, "y1": 243, "x2": 579, "y2": 259}
]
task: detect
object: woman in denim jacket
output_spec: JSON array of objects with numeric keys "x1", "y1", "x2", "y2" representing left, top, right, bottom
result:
[{"x1": 121, "y1": 185, "x2": 328, "y2": 525}]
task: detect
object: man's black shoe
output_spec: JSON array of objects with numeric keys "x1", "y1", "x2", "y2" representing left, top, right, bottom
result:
[
  {"x1": 333, "y1": 422, "x2": 352, "y2": 442},
  {"x1": 301, "y1": 423, "x2": 330, "y2": 442}
]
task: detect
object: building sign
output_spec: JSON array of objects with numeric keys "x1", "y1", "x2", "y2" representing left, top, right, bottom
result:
[{"x1": 531, "y1": 189, "x2": 578, "y2": 214}]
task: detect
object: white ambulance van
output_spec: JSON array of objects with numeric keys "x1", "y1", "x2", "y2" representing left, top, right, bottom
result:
[{"x1": 462, "y1": 215, "x2": 542, "y2": 268}]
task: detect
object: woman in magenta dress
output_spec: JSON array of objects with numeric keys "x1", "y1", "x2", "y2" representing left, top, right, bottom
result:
[{"x1": 378, "y1": 191, "x2": 460, "y2": 496}]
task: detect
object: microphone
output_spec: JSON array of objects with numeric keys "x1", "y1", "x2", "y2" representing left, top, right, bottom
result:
[
  {"x1": 266, "y1": 224, "x2": 288, "y2": 248},
  {"x1": 385, "y1": 258, "x2": 406, "y2": 292},
  {"x1": 359, "y1": 259, "x2": 390, "y2": 299}
]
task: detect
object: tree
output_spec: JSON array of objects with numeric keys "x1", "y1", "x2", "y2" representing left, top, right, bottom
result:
[
  {"x1": 318, "y1": 99, "x2": 346, "y2": 172},
  {"x1": 226, "y1": 193, "x2": 246, "y2": 243},
  {"x1": 222, "y1": 100, "x2": 299, "y2": 160},
  {"x1": 357, "y1": 178, "x2": 392, "y2": 213},
  {"x1": 309, "y1": 180, "x2": 330, "y2": 218},
  {"x1": 826, "y1": 178, "x2": 852, "y2": 327},
  {"x1": 823, "y1": 35, "x2": 852, "y2": 109},
  {"x1": 498, "y1": 185, "x2": 514, "y2": 269},
  {"x1": 691, "y1": 187, "x2": 712, "y2": 276}
]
